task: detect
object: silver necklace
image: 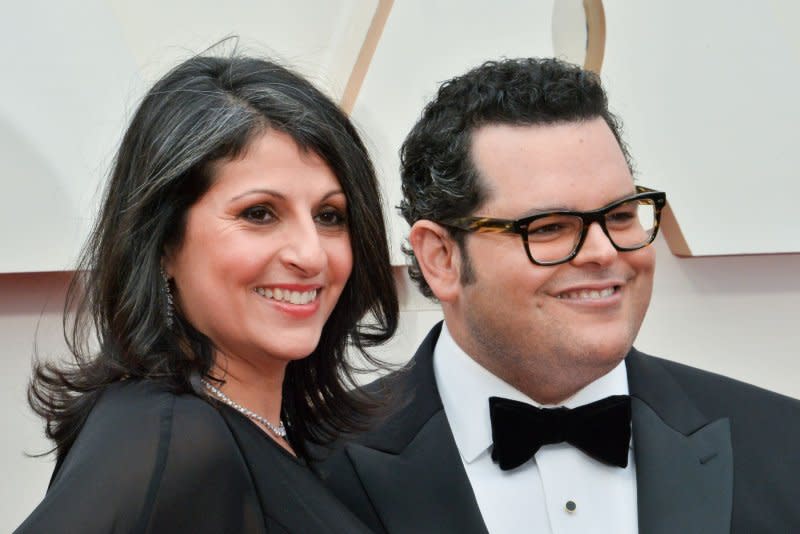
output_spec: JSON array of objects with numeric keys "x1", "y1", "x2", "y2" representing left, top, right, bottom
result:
[{"x1": 201, "y1": 379, "x2": 287, "y2": 439}]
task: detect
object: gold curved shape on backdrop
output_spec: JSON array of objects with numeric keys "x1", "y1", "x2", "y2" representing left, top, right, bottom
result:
[
  {"x1": 345, "y1": 1, "x2": 604, "y2": 108},
  {"x1": 583, "y1": 0, "x2": 606, "y2": 74},
  {"x1": 340, "y1": 0, "x2": 394, "y2": 115},
  {"x1": 581, "y1": 0, "x2": 691, "y2": 255}
]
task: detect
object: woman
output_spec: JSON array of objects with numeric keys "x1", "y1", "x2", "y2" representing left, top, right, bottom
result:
[{"x1": 16, "y1": 54, "x2": 398, "y2": 533}]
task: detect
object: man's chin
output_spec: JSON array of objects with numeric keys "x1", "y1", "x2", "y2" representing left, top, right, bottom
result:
[{"x1": 577, "y1": 338, "x2": 633, "y2": 368}]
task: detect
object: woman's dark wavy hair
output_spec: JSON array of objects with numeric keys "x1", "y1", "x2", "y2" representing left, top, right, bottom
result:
[
  {"x1": 399, "y1": 57, "x2": 633, "y2": 298},
  {"x1": 29, "y1": 54, "x2": 398, "y2": 461}
]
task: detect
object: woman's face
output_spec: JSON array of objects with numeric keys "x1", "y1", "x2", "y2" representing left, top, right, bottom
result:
[{"x1": 166, "y1": 129, "x2": 353, "y2": 373}]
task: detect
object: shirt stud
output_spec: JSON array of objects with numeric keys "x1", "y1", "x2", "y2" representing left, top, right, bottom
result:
[{"x1": 565, "y1": 500, "x2": 577, "y2": 513}]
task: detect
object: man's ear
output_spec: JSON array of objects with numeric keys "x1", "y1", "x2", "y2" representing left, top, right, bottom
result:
[{"x1": 408, "y1": 220, "x2": 463, "y2": 303}]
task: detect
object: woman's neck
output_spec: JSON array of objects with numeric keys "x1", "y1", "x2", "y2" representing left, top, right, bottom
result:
[{"x1": 207, "y1": 351, "x2": 294, "y2": 454}]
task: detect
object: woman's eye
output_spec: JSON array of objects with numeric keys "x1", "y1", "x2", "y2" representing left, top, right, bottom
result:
[
  {"x1": 241, "y1": 205, "x2": 275, "y2": 223},
  {"x1": 315, "y1": 208, "x2": 347, "y2": 227}
]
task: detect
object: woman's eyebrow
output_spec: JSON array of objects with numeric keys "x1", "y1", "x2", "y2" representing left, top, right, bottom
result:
[
  {"x1": 229, "y1": 188, "x2": 345, "y2": 203},
  {"x1": 320, "y1": 189, "x2": 346, "y2": 202},
  {"x1": 229, "y1": 189, "x2": 285, "y2": 202}
]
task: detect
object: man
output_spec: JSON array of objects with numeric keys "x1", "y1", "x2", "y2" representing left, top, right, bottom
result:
[{"x1": 321, "y1": 58, "x2": 800, "y2": 533}]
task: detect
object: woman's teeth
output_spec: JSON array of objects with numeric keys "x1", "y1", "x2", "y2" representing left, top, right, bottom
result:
[
  {"x1": 255, "y1": 287, "x2": 318, "y2": 305},
  {"x1": 557, "y1": 287, "x2": 616, "y2": 300}
]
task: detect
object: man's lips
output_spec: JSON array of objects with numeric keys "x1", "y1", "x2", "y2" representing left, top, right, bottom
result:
[
  {"x1": 553, "y1": 280, "x2": 625, "y2": 300},
  {"x1": 555, "y1": 286, "x2": 618, "y2": 300}
]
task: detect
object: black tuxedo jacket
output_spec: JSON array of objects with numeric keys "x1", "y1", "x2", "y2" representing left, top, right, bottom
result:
[{"x1": 321, "y1": 323, "x2": 800, "y2": 533}]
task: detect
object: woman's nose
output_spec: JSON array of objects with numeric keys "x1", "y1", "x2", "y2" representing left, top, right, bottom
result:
[{"x1": 279, "y1": 219, "x2": 328, "y2": 276}]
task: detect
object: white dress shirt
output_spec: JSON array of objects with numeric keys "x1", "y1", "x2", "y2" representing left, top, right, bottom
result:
[{"x1": 433, "y1": 323, "x2": 638, "y2": 534}]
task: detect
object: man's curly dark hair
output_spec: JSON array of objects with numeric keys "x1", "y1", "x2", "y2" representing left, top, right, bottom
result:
[{"x1": 398, "y1": 57, "x2": 632, "y2": 298}]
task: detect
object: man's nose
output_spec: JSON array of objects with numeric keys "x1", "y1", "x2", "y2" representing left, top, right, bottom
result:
[{"x1": 570, "y1": 222, "x2": 618, "y2": 266}]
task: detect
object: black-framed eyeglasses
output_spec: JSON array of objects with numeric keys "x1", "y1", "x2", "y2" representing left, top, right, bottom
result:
[{"x1": 437, "y1": 186, "x2": 667, "y2": 266}]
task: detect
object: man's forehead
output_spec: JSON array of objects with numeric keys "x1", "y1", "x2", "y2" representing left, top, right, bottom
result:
[
  {"x1": 468, "y1": 119, "x2": 634, "y2": 214},
  {"x1": 469, "y1": 118, "x2": 620, "y2": 156}
]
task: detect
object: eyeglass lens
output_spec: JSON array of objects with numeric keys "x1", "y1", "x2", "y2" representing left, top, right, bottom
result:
[{"x1": 526, "y1": 198, "x2": 657, "y2": 263}]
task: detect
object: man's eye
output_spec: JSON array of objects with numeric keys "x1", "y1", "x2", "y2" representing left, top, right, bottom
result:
[
  {"x1": 241, "y1": 205, "x2": 275, "y2": 223},
  {"x1": 607, "y1": 210, "x2": 636, "y2": 225},
  {"x1": 527, "y1": 216, "x2": 580, "y2": 241},
  {"x1": 315, "y1": 209, "x2": 347, "y2": 227},
  {"x1": 530, "y1": 223, "x2": 565, "y2": 236}
]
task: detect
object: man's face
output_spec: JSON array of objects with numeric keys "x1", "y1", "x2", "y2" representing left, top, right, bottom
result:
[{"x1": 445, "y1": 118, "x2": 655, "y2": 402}]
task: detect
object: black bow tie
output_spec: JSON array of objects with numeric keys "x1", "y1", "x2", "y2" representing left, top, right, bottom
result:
[{"x1": 489, "y1": 395, "x2": 632, "y2": 471}]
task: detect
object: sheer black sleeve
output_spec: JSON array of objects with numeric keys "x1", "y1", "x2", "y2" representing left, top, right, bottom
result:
[{"x1": 15, "y1": 381, "x2": 267, "y2": 533}]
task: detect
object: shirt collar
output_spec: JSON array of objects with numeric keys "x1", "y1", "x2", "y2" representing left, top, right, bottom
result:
[{"x1": 433, "y1": 322, "x2": 631, "y2": 464}]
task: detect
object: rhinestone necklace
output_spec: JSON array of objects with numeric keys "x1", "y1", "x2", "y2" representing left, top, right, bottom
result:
[{"x1": 201, "y1": 379, "x2": 287, "y2": 439}]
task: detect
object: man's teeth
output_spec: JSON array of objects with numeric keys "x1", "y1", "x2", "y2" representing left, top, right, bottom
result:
[
  {"x1": 557, "y1": 287, "x2": 616, "y2": 300},
  {"x1": 255, "y1": 287, "x2": 318, "y2": 304}
]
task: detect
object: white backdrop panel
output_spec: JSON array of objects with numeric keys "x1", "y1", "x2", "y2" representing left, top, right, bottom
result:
[
  {"x1": 602, "y1": 0, "x2": 800, "y2": 255},
  {"x1": 0, "y1": 0, "x2": 375, "y2": 272}
]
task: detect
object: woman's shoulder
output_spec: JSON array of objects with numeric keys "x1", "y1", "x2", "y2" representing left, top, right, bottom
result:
[
  {"x1": 76, "y1": 379, "x2": 236, "y2": 459},
  {"x1": 16, "y1": 379, "x2": 264, "y2": 533},
  {"x1": 94, "y1": 379, "x2": 228, "y2": 434},
  {"x1": 94, "y1": 378, "x2": 208, "y2": 415},
  {"x1": 85, "y1": 379, "x2": 253, "y2": 487}
]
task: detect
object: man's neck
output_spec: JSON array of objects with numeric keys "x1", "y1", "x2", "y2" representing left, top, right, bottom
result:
[{"x1": 442, "y1": 318, "x2": 627, "y2": 405}]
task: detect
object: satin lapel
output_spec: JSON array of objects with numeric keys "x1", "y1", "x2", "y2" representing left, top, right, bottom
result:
[
  {"x1": 344, "y1": 323, "x2": 488, "y2": 534},
  {"x1": 626, "y1": 350, "x2": 733, "y2": 534},
  {"x1": 345, "y1": 412, "x2": 489, "y2": 534}
]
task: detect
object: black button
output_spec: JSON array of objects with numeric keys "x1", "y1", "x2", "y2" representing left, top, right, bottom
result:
[{"x1": 565, "y1": 500, "x2": 577, "y2": 513}]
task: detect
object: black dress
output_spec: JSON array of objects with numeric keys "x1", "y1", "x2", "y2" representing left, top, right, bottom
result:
[{"x1": 15, "y1": 380, "x2": 374, "y2": 533}]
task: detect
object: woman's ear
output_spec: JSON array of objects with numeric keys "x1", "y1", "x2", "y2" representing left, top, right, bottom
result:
[
  {"x1": 160, "y1": 250, "x2": 175, "y2": 280},
  {"x1": 407, "y1": 220, "x2": 464, "y2": 303}
]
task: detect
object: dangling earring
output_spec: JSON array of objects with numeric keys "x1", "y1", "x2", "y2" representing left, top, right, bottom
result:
[{"x1": 161, "y1": 268, "x2": 174, "y2": 329}]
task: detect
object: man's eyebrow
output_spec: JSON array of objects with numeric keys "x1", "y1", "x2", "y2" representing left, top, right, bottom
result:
[
  {"x1": 517, "y1": 190, "x2": 637, "y2": 218},
  {"x1": 518, "y1": 205, "x2": 571, "y2": 218}
]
